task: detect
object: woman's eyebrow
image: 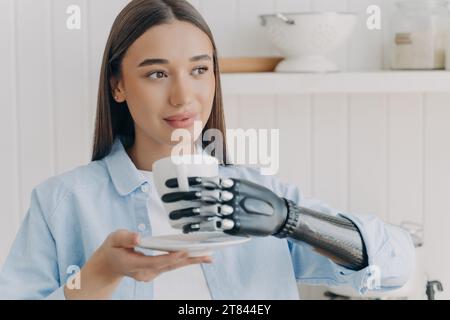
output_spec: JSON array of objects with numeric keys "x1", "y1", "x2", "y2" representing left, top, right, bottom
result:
[
  {"x1": 189, "y1": 54, "x2": 212, "y2": 62},
  {"x1": 137, "y1": 54, "x2": 212, "y2": 67}
]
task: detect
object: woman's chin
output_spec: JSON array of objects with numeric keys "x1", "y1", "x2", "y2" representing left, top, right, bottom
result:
[{"x1": 164, "y1": 125, "x2": 196, "y2": 139}]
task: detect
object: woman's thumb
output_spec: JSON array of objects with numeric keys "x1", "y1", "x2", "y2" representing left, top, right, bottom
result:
[{"x1": 109, "y1": 229, "x2": 140, "y2": 248}]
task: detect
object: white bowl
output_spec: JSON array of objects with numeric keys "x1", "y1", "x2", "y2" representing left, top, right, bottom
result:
[{"x1": 259, "y1": 12, "x2": 357, "y2": 73}]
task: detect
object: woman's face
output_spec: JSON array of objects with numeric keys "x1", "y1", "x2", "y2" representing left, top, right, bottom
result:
[{"x1": 114, "y1": 20, "x2": 216, "y2": 147}]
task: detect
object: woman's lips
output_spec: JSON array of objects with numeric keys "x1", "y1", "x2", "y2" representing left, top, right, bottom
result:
[{"x1": 164, "y1": 113, "x2": 198, "y2": 129}]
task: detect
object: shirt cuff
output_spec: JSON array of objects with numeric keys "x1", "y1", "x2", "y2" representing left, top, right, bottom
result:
[
  {"x1": 333, "y1": 211, "x2": 413, "y2": 295},
  {"x1": 332, "y1": 262, "x2": 382, "y2": 295}
]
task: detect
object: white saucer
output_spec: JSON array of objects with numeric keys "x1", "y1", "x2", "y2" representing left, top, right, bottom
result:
[{"x1": 137, "y1": 232, "x2": 251, "y2": 257}]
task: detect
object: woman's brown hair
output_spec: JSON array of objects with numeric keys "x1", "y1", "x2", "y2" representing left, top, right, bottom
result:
[{"x1": 91, "y1": 0, "x2": 229, "y2": 164}]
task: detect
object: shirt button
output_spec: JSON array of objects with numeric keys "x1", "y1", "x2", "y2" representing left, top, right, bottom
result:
[
  {"x1": 140, "y1": 183, "x2": 149, "y2": 193},
  {"x1": 138, "y1": 223, "x2": 146, "y2": 232}
]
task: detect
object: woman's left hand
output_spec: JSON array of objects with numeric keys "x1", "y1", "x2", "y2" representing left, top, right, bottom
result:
[{"x1": 160, "y1": 176, "x2": 288, "y2": 237}]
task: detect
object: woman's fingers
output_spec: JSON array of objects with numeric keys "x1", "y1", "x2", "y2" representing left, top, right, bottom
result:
[
  {"x1": 130, "y1": 251, "x2": 184, "y2": 269},
  {"x1": 108, "y1": 229, "x2": 140, "y2": 248},
  {"x1": 158, "y1": 255, "x2": 212, "y2": 273},
  {"x1": 132, "y1": 251, "x2": 211, "y2": 270},
  {"x1": 105, "y1": 230, "x2": 213, "y2": 281}
]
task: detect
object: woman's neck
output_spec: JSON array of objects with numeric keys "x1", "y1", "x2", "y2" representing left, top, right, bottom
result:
[{"x1": 126, "y1": 133, "x2": 197, "y2": 172}]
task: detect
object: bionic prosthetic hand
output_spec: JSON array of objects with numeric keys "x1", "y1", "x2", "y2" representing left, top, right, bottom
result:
[{"x1": 161, "y1": 176, "x2": 369, "y2": 271}]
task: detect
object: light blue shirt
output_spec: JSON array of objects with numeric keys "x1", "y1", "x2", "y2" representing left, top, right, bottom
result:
[{"x1": 0, "y1": 136, "x2": 415, "y2": 299}]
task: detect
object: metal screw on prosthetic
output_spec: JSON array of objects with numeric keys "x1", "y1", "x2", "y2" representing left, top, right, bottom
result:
[
  {"x1": 165, "y1": 177, "x2": 235, "y2": 190},
  {"x1": 182, "y1": 217, "x2": 236, "y2": 233},
  {"x1": 169, "y1": 204, "x2": 234, "y2": 220}
]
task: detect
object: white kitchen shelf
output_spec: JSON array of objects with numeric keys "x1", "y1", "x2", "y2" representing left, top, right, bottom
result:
[{"x1": 220, "y1": 71, "x2": 450, "y2": 94}]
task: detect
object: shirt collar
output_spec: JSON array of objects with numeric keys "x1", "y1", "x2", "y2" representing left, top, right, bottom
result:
[{"x1": 104, "y1": 136, "x2": 146, "y2": 196}]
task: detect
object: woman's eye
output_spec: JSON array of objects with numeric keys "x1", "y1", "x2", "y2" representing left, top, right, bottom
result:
[
  {"x1": 147, "y1": 71, "x2": 167, "y2": 79},
  {"x1": 192, "y1": 66, "x2": 209, "y2": 76}
]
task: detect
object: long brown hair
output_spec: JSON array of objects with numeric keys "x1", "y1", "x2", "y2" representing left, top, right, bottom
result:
[{"x1": 91, "y1": 0, "x2": 229, "y2": 164}]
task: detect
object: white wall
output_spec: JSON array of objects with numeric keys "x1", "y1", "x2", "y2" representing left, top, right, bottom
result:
[{"x1": 0, "y1": 0, "x2": 449, "y2": 299}]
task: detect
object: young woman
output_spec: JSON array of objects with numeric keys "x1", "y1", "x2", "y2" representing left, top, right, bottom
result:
[{"x1": 0, "y1": 0, "x2": 414, "y2": 300}]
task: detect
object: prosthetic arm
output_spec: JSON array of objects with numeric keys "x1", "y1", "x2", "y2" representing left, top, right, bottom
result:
[{"x1": 161, "y1": 176, "x2": 369, "y2": 271}]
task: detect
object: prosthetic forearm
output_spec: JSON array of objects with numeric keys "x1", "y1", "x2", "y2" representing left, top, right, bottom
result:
[
  {"x1": 275, "y1": 199, "x2": 368, "y2": 271},
  {"x1": 161, "y1": 176, "x2": 368, "y2": 271}
]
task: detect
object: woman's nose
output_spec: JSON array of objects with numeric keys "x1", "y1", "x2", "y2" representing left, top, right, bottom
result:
[{"x1": 169, "y1": 77, "x2": 193, "y2": 107}]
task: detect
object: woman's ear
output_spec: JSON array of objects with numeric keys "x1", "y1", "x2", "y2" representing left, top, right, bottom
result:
[{"x1": 110, "y1": 76, "x2": 125, "y2": 103}]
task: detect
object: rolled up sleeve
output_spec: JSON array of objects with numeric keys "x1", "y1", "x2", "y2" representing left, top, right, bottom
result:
[{"x1": 281, "y1": 183, "x2": 415, "y2": 295}]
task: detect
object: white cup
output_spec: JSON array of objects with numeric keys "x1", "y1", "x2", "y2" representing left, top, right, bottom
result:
[{"x1": 152, "y1": 154, "x2": 219, "y2": 228}]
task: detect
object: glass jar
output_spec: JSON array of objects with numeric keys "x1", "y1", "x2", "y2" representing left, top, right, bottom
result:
[{"x1": 390, "y1": 0, "x2": 450, "y2": 70}]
